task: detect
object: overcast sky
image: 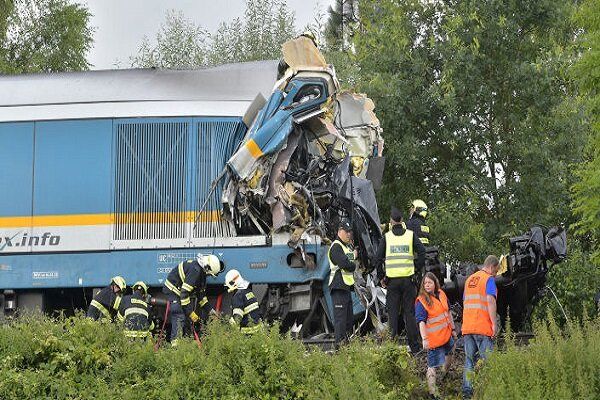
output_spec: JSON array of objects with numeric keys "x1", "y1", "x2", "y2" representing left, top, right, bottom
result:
[{"x1": 79, "y1": 0, "x2": 331, "y2": 70}]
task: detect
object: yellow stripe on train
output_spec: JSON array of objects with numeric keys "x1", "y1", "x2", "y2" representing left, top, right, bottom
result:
[{"x1": 0, "y1": 211, "x2": 223, "y2": 228}]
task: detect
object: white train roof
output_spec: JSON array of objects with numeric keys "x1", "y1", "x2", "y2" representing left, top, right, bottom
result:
[{"x1": 0, "y1": 61, "x2": 278, "y2": 122}]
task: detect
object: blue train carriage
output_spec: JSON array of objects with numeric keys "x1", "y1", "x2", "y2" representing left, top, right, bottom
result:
[{"x1": 0, "y1": 63, "x2": 335, "y2": 334}]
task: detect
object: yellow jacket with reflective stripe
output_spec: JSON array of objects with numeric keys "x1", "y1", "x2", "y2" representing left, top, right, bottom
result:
[
  {"x1": 328, "y1": 239, "x2": 355, "y2": 286},
  {"x1": 385, "y1": 230, "x2": 415, "y2": 278}
]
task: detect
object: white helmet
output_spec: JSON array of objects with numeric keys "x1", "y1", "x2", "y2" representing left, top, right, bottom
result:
[
  {"x1": 224, "y1": 269, "x2": 243, "y2": 293},
  {"x1": 197, "y1": 254, "x2": 223, "y2": 277}
]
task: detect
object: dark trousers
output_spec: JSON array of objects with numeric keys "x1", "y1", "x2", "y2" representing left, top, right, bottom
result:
[
  {"x1": 386, "y1": 276, "x2": 421, "y2": 353},
  {"x1": 331, "y1": 289, "x2": 353, "y2": 345},
  {"x1": 168, "y1": 295, "x2": 189, "y2": 341}
]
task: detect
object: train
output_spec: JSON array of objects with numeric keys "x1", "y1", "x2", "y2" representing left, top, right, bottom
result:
[{"x1": 0, "y1": 62, "x2": 351, "y2": 337}]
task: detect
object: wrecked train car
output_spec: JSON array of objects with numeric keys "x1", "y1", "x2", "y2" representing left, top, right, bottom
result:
[
  {"x1": 219, "y1": 36, "x2": 386, "y2": 335},
  {"x1": 224, "y1": 37, "x2": 384, "y2": 272},
  {"x1": 0, "y1": 37, "x2": 385, "y2": 338}
]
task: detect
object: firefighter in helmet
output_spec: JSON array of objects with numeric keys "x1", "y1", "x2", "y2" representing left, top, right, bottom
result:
[
  {"x1": 224, "y1": 269, "x2": 262, "y2": 334},
  {"x1": 162, "y1": 254, "x2": 224, "y2": 345},
  {"x1": 407, "y1": 199, "x2": 431, "y2": 245},
  {"x1": 117, "y1": 281, "x2": 154, "y2": 339},
  {"x1": 87, "y1": 276, "x2": 126, "y2": 321}
]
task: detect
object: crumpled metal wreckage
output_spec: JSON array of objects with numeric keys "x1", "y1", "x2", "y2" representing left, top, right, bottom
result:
[{"x1": 223, "y1": 36, "x2": 385, "y2": 274}]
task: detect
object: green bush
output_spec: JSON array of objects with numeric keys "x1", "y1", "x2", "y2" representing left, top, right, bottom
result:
[
  {"x1": 0, "y1": 314, "x2": 421, "y2": 400},
  {"x1": 533, "y1": 240, "x2": 600, "y2": 325},
  {"x1": 474, "y1": 316, "x2": 600, "y2": 399}
]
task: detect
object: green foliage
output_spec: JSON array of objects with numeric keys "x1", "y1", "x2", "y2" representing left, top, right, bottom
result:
[
  {"x1": 427, "y1": 200, "x2": 493, "y2": 265},
  {"x1": 129, "y1": 10, "x2": 210, "y2": 69},
  {"x1": 474, "y1": 316, "x2": 600, "y2": 399},
  {"x1": 533, "y1": 239, "x2": 600, "y2": 324},
  {"x1": 0, "y1": 0, "x2": 93, "y2": 73},
  {"x1": 131, "y1": 1, "x2": 297, "y2": 69},
  {"x1": 352, "y1": 0, "x2": 587, "y2": 263},
  {"x1": 0, "y1": 314, "x2": 421, "y2": 400},
  {"x1": 571, "y1": 0, "x2": 600, "y2": 264}
]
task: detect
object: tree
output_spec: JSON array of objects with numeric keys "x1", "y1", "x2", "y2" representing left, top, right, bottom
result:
[
  {"x1": 130, "y1": 10, "x2": 209, "y2": 69},
  {"x1": 353, "y1": 0, "x2": 587, "y2": 262},
  {"x1": 0, "y1": 0, "x2": 93, "y2": 73},
  {"x1": 320, "y1": 0, "x2": 360, "y2": 87},
  {"x1": 572, "y1": 0, "x2": 600, "y2": 264},
  {"x1": 131, "y1": 0, "x2": 297, "y2": 69},
  {"x1": 324, "y1": 0, "x2": 358, "y2": 51}
]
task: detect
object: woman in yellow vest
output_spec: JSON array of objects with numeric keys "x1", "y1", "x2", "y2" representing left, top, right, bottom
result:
[{"x1": 415, "y1": 272, "x2": 457, "y2": 400}]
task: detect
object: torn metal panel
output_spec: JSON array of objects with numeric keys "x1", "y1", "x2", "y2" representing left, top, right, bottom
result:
[
  {"x1": 336, "y1": 92, "x2": 380, "y2": 129},
  {"x1": 227, "y1": 76, "x2": 332, "y2": 180},
  {"x1": 282, "y1": 36, "x2": 328, "y2": 69},
  {"x1": 242, "y1": 93, "x2": 267, "y2": 128},
  {"x1": 334, "y1": 92, "x2": 384, "y2": 178},
  {"x1": 267, "y1": 128, "x2": 302, "y2": 231},
  {"x1": 338, "y1": 176, "x2": 382, "y2": 261},
  {"x1": 365, "y1": 156, "x2": 386, "y2": 191}
]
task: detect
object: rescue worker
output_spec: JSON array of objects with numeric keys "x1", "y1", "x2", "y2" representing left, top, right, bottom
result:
[
  {"x1": 375, "y1": 207, "x2": 426, "y2": 354},
  {"x1": 162, "y1": 254, "x2": 224, "y2": 345},
  {"x1": 224, "y1": 269, "x2": 262, "y2": 334},
  {"x1": 406, "y1": 199, "x2": 431, "y2": 245},
  {"x1": 328, "y1": 218, "x2": 357, "y2": 346},
  {"x1": 416, "y1": 272, "x2": 458, "y2": 400},
  {"x1": 87, "y1": 276, "x2": 126, "y2": 321},
  {"x1": 461, "y1": 255, "x2": 500, "y2": 399},
  {"x1": 117, "y1": 281, "x2": 154, "y2": 339}
]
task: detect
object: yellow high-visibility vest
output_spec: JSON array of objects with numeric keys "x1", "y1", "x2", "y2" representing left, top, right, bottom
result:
[
  {"x1": 385, "y1": 229, "x2": 415, "y2": 278},
  {"x1": 328, "y1": 239, "x2": 355, "y2": 286}
]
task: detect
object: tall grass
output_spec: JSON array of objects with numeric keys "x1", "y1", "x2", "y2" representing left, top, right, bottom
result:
[
  {"x1": 474, "y1": 316, "x2": 600, "y2": 399},
  {"x1": 0, "y1": 314, "x2": 420, "y2": 400},
  {"x1": 3, "y1": 313, "x2": 596, "y2": 399}
]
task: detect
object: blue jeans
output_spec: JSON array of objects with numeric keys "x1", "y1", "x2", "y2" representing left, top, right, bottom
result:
[
  {"x1": 427, "y1": 336, "x2": 455, "y2": 368},
  {"x1": 462, "y1": 334, "x2": 493, "y2": 398}
]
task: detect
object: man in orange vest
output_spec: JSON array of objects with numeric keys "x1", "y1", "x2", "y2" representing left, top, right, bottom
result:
[{"x1": 461, "y1": 255, "x2": 500, "y2": 399}]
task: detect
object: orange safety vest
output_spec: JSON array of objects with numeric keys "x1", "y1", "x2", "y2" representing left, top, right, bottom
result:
[
  {"x1": 461, "y1": 270, "x2": 494, "y2": 337},
  {"x1": 416, "y1": 289, "x2": 452, "y2": 349}
]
